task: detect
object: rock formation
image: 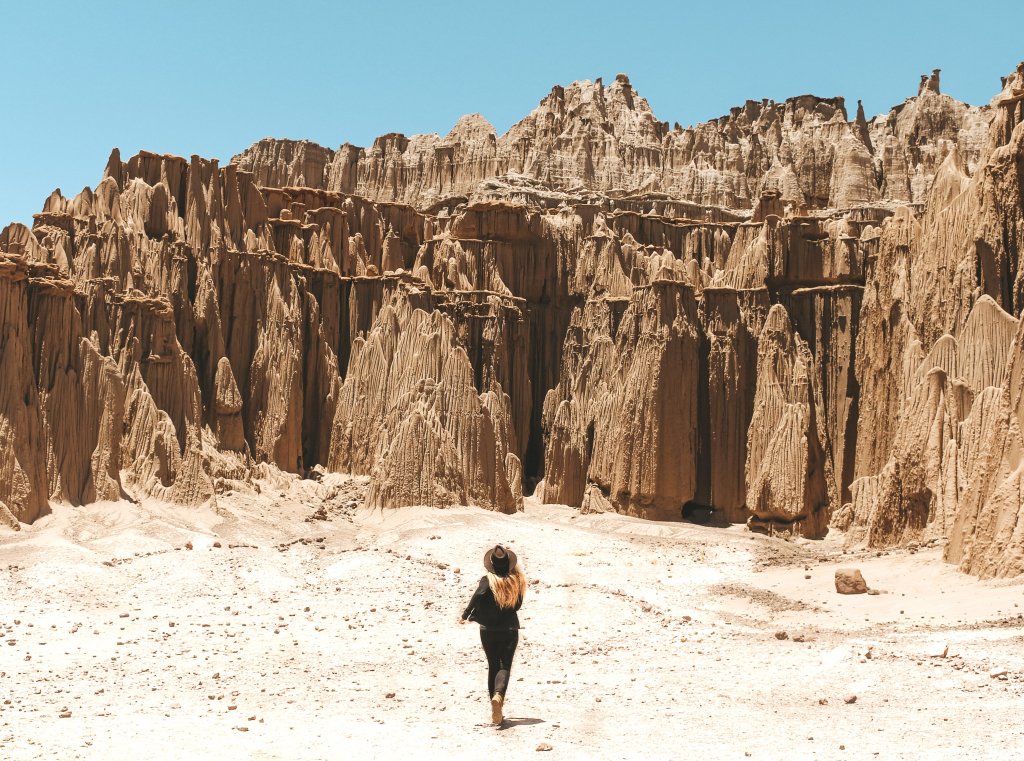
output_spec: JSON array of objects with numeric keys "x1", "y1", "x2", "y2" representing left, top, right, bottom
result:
[
  {"x1": 328, "y1": 291, "x2": 522, "y2": 513},
  {"x1": 235, "y1": 71, "x2": 986, "y2": 213},
  {"x1": 3, "y1": 63, "x2": 1024, "y2": 578},
  {"x1": 543, "y1": 281, "x2": 701, "y2": 521},
  {"x1": 745, "y1": 304, "x2": 835, "y2": 538}
]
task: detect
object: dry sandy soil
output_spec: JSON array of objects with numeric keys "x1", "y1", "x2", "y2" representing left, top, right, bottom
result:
[{"x1": 2, "y1": 472, "x2": 1023, "y2": 760}]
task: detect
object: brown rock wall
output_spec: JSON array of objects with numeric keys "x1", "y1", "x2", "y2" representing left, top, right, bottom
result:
[{"x1": 4, "y1": 64, "x2": 1024, "y2": 579}]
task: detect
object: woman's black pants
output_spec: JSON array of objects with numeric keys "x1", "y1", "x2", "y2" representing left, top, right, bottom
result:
[{"x1": 479, "y1": 628, "x2": 518, "y2": 698}]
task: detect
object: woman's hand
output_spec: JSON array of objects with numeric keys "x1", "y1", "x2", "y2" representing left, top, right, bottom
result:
[{"x1": 457, "y1": 616, "x2": 466, "y2": 625}]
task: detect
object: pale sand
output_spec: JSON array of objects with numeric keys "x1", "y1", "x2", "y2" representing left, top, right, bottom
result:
[{"x1": 1, "y1": 473, "x2": 1023, "y2": 760}]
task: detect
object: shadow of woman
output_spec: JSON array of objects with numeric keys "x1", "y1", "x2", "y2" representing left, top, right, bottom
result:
[{"x1": 498, "y1": 717, "x2": 545, "y2": 730}]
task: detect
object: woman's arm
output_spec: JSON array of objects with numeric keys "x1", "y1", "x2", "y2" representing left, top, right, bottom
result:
[{"x1": 461, "y1": 577, "x2": 489, "y2": 620}]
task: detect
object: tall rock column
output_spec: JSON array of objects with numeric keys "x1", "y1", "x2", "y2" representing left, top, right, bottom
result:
[
  {"x1": 545, "y1": 281, "x2": 701, "y2": 521},
  {"x1": 0, "y1": 258, "x2": 50, "y2": 525},
  {"x1": 745, "y1": 304, "x2": 836, "y2": 538}
]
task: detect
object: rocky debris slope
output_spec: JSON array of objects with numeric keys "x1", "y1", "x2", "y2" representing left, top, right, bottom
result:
[{"x1": 2, "y1": 65, "x2": 1024, "y2": 578}]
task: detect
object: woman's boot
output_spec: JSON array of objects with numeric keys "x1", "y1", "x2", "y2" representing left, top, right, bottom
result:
[{"x1": 490, "y1": 693, "x2": 504, "y2": 724}]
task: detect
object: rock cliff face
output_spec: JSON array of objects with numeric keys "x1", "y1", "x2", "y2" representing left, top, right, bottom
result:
[{"x1": 3, "y1": 64, "x2": 1024, "y2": 577}]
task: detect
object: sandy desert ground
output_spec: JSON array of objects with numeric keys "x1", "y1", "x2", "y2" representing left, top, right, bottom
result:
[{"x1": 2, "y1": 473, "x2": 1023, "y2": 760}]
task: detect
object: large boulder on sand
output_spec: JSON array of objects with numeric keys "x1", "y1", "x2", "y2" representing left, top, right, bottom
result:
[{"x1": 835, "y1": 568, "x2": 868, "y2": 594}]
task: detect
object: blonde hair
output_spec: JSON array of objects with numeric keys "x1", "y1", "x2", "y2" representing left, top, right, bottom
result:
[{"x1": 487, "y1": 565, "x2": 526, "y2": 609}]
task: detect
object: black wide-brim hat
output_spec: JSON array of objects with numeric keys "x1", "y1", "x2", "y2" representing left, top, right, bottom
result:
[{"x1": 483, "y1": 544, "x2": 517, "y2": 576}]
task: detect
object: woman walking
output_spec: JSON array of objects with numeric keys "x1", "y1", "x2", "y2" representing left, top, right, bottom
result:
[{"x1": 459, "y1": 544, "x2": 526, "y2": 725}]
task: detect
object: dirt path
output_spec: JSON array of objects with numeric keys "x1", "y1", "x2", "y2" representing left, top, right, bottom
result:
[{"x1": 1, "y1": 476, "x2": 1023, "y2": 759}]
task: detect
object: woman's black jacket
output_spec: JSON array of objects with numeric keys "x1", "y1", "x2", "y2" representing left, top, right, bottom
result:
[{"x1": 461, "y1": 576, "x2": 522, "y2": 630}]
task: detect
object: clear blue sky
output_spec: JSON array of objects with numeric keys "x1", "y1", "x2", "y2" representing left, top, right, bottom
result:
[{"x1": 2, "y1": 0, "x2": 1022, "y2": 227}]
